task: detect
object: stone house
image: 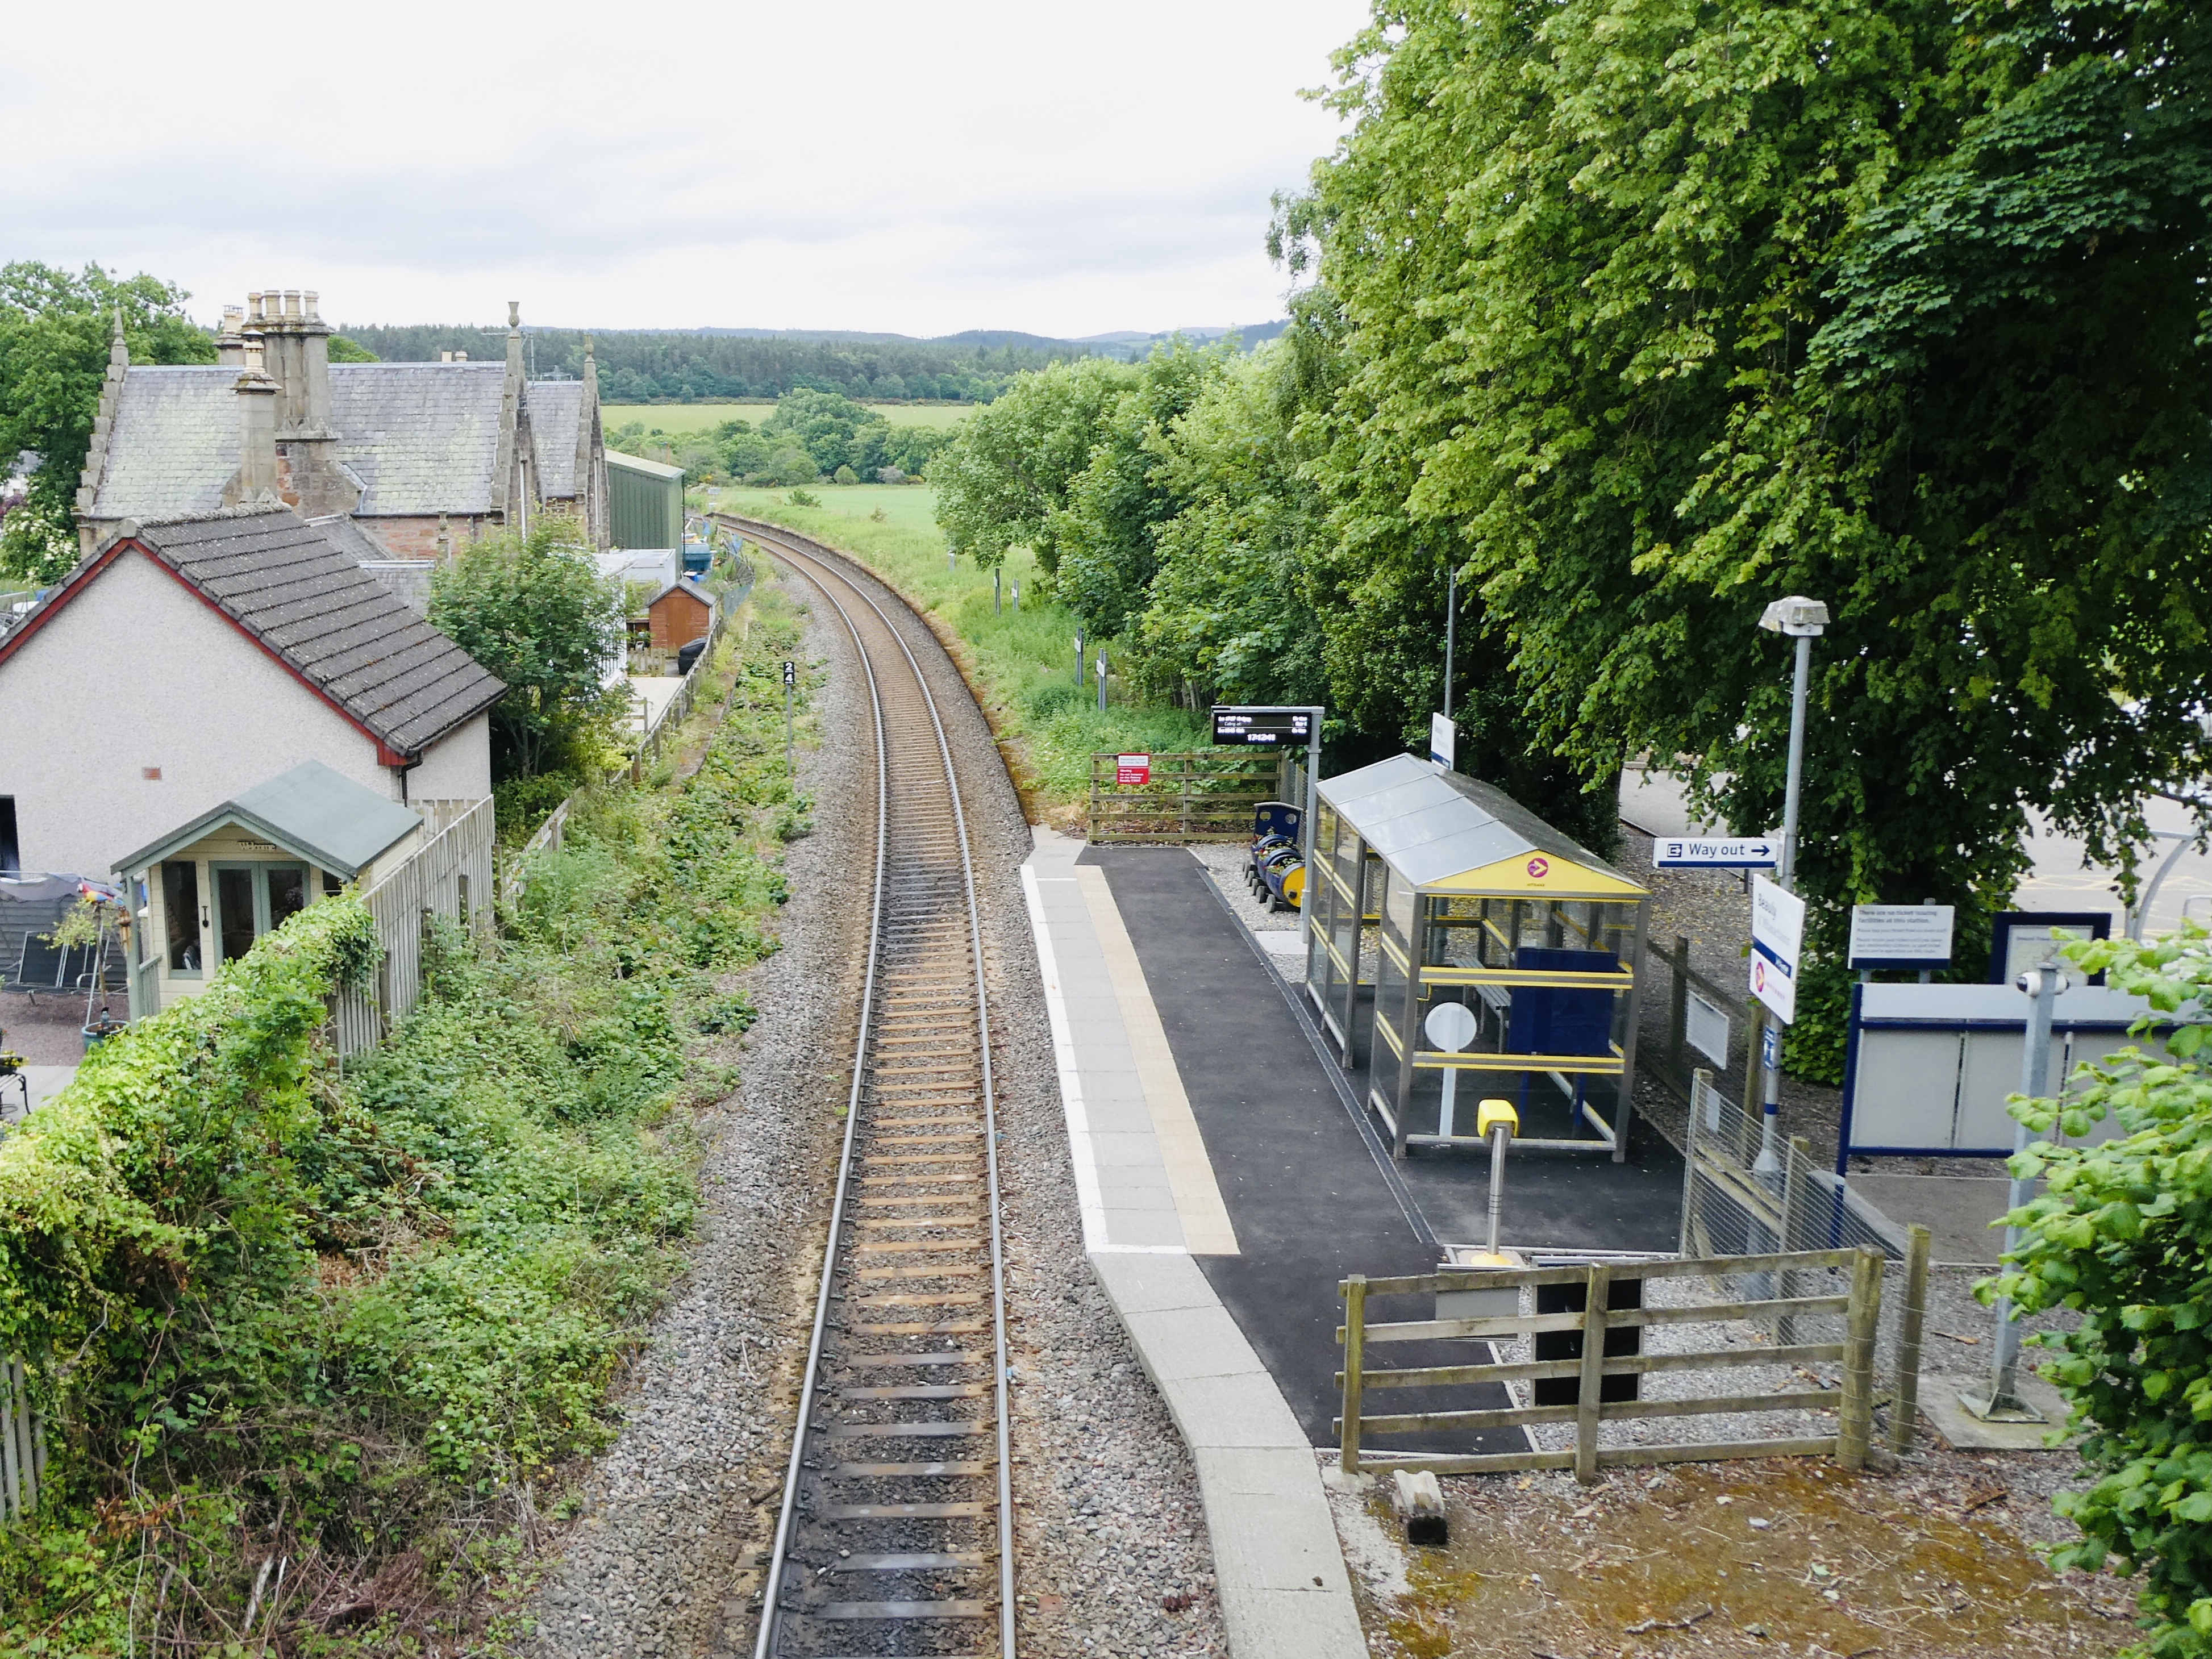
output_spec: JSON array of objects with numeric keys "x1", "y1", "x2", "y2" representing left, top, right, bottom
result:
[
  {"x1": 73, "y1": 289, "x2": 610, "y2": 562},
  {"x1": 0, "y1": 505, "x2": 503, "y2": 884}
]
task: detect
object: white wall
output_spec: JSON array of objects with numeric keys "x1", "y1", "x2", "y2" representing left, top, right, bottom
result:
[
  {"x1": 406, "y1": 711, "x2": 492, "y2": 803},
  {"x1": 0, "y1": 548, "x2": 391, "y2": 877}
]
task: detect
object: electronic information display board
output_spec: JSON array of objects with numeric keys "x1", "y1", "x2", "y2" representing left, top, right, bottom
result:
[{"x1": 1212, "y1": 706, "x2": 1315, "y2": 746}]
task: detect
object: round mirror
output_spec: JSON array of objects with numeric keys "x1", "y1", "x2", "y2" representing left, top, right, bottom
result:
[{"x1": 1423, "y1": 1000, "x2": 1479, "y2": 1053}]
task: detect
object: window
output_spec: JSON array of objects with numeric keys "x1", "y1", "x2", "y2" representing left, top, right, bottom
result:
[
  {"x1": 163, "y1": 861, "x2": 201, "y2": 973},
  {"x1": 211, "y1": 863, "x2": 309, "y2": 965},
  {"x1": 0, "y1": 797, "x2": 16, "y2": 875}
]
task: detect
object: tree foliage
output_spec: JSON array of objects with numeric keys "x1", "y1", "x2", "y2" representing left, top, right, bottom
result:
[
  {"x1": 0, "y1": 262, "x2": 215, "y2": 584},
  {"x1": 2001, "y1": 926, "x2": 2212, "y2": 1658},
  {"x1": 929, "y1": 356, "x2": 1135, "y2": 573},
  {"x1": 426, "y1": 520, "x2": 626, "y2": 781},
  {"x1": 1273, "y1": 0, "x2": 2212, "y2": 1072}
]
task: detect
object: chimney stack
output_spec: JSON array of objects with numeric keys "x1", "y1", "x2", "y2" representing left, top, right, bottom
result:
[
  {"x1": 255, "y1": 284, "x2": 335, "y2": 439},
  {"x1": 217, "y1": 305, "x2": 248, "y2": 365},
  {"x1": 228, "y1": 369, "x2": 281, "y2": 503}
]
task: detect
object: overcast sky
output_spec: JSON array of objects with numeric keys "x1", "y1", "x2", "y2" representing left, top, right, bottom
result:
[{"x1": 5, "y1": 1, "x2": 1368, "y2": 339}]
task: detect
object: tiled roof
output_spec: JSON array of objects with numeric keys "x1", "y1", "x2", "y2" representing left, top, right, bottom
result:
[
  {"x1": 26, "y1": 507, "x2": 503, "y2": 756},
  {"x1": 88, "y1": 362, "x2": 520, "y2": 522},
  {"x1": 89, "y1": 367, "x2": 239, "y2": 518},
  {"x1": 527, "y1": 381, "x2": 585, "y2": 498},
  {"x1": 330, "y1": 362, "x2": 507, "y2": 515}
]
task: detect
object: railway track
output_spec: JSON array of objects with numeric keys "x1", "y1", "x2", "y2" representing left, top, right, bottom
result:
[{"x1": 723, "y1": 516, "x2": 1015, "y2": 1659}]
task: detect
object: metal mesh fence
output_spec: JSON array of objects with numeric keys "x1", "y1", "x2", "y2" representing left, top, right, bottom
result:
[{"x1": 1680, "y1": 1070, "x2": 1931, "y2": 1448}]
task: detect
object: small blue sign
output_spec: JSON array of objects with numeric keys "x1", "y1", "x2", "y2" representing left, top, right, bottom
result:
[{"x1": 1760, "y1": 1024, "x2": 1780, "y2": 1070}]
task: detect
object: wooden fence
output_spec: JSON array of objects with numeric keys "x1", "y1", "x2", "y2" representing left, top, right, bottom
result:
[
  {"x1": 1, "y1": 1353, "x2": 44, "y2": 1523},
  {"x1": 332, "y1": 797, "x2": 496, "y2": 1059},
  {"x1": 1336, "y1": 1247, "x2": 1884, "y2": 1482},
  {"x1": 1086, "y1": 752, "x2": 1287, "y2": 844}
]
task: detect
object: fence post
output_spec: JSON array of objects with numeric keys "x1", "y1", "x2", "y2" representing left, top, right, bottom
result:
[
  {"x1": 1679, "y1": 1069, "x2": 1709, "y2": 1257},
  {"x1": 1088, "y1": 756, "x2": 1103, "y2": 844},
  {"x1": 1574, "y1": 1264, "x2": 1613, "y2": 1485},
  {"x1": 1340, "y1": 1276, "x2": 1367, "y2": 1473},
  {"x1": 1667, "y1": 936, "x2": 1689, "y2": 1082},
  {"x1": 1838, "y1": 1245, "x2": 1884, "y2": 1470},
  {"x1": 1889, "y1": 1223, "x2": 1932, "y2": 1454}
]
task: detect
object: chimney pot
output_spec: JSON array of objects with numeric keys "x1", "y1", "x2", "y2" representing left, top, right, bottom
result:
[
  {"x1": 283, "y1": 290, "x2": 302, "y2": 319},
  {"x1": 303, "y1": 290, "x2": 319, "y2": 320},
  {"x1": 247, "y1": 291, "x2": 263, "y2": 320}
]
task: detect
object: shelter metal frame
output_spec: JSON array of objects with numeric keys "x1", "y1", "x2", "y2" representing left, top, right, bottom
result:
[{"x1": 1302, "y1": 755, "x2": 1652, "y2": 1165}]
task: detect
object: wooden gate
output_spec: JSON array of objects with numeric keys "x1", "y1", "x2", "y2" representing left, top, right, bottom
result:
[
  {"x1": 1086, "y1": 752, "x2": 1284, "y2": 844},
  {"x1": 1336, "y1": 1248, "x2": 1885, "y2": 1482}
]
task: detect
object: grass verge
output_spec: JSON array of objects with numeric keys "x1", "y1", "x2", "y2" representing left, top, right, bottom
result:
[{"x1": 707, "y1": 485, "x2": 1209, "y2": 824}]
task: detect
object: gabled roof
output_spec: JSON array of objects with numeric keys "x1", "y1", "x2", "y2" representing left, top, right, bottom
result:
[
  {"x1": 0, "y1": 506, "x2": 505, "y2": 760},
  {"x1": 86, "y1": 361, "x2": 519, "y2": 521},
  {"x1": 646, "y1": 578, "x2": 713, "y2": 610},
  {"x1": 114, "y1": 760, "x2": 422, "y2": 879},
  {"x1": 1317, "y1": 753, "x2": 1646, "y2": 898},
  {"x1": 527, "y1": 380, "x2": 585, "y2": 497}
]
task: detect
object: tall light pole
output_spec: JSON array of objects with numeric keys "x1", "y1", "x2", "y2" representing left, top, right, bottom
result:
[{"x1": 1753, "y1": 595, "x2": 1828, "y2": 1173}]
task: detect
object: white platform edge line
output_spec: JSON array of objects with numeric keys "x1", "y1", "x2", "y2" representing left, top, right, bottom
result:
[{"x1": 1021, "y1": 859, "x2": 1118, "y2": 1257}]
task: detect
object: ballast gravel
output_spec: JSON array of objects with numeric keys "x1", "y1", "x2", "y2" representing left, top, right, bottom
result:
[{"x1": 527, "y1": 540, "x2": 1227, "y2": 1658}]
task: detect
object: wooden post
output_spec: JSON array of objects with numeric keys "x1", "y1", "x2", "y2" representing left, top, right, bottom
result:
[
  {"x1": 1573, "y1": 1264, "x2": 1613, "y2": 1485},
  {"x1": 1889, "y1": 1223, "x2": 1932, "y2": 1454},
  {"x1": 1089, "y1": 755, "x2": 1103, "y2": 844},
  {"x1": 1340, "y1": 1276, "x2": 1367, "y2": 1474},
  {"x1": 1838, "y1": 1245, "x2": 1883, "y2": 1470}
]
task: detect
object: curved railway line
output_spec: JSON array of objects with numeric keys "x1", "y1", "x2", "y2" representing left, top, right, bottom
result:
[{"x1": 720, "y1": 516, "x2": 1017, "y2": 1659}]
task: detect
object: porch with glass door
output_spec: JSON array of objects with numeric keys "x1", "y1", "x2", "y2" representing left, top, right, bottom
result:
[{"x1": 211, "y1": 862, "x2": 309, "y2": 965}]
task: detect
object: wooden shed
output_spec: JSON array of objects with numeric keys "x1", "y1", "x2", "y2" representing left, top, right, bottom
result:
[{"x1": 646, "y1": 580, "x2": 714, "y2": 649}]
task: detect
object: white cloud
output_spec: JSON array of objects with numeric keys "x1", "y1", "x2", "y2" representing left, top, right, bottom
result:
[{"x1": 4, "y1": 0, "x2": 1365, "y2": 336}]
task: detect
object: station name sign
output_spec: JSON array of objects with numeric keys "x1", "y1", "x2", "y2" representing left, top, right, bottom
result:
[{"x1": 1211, "y1": 706, "x2": 1314, "y2": 747}]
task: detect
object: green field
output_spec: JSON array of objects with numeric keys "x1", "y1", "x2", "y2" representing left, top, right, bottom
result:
[{"x1": 603, "y1": 402, "x2": 972, "y2": 435}]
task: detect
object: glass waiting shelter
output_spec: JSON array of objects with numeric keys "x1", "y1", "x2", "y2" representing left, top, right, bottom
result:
[{"x1": 1303, "y1": 754, "x2": 1652, "y2": 1164}]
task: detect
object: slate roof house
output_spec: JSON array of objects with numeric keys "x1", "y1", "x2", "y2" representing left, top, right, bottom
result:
[
  {"x1": 0, "y1": 505, "x2": 504, "y2": 885},
  {"x1": 73, "y1": 289, "x2": 610, "y2": 562}
]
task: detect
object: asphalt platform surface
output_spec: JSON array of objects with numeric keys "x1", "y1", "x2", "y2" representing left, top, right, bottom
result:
[{"x1": 1085, "y1": 847, "x2": 1684, "y2": 1450}]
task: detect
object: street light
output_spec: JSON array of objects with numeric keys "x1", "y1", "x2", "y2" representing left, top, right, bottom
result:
[{"x1": 1752, "y1": 595, "x2": 1828, "y2": 1173}]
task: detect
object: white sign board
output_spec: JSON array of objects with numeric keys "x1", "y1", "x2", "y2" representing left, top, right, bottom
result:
[
  {"x1": 1430, "y1": 712, "x2": 1456, "y2": 770},
  {"x1": 1652, "y1": 836, "x2": 1778, "y2": 869},
  {"x1": 1749, "y1": 875, "x2": 1806, "y2": 1024},
  {"x1": 1847, "y1": 904, "x2": 1955, "y2": 970},
  {"x1": 1685, "y1": 989, "x2": 1731, "y2": 1067}
]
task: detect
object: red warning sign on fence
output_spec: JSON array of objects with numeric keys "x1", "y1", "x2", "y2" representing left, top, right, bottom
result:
[{"x1": 1116, "y1": 754, "x2": 1151, "y2": 786}]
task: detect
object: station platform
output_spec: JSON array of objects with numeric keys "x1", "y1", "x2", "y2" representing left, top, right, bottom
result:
[{"x1": 1020, "y1": 832, "x2": 1688, "y2": 1659}]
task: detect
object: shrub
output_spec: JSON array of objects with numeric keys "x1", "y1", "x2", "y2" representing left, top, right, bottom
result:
[
  {"x1": 786, "y1": 487, "x2": 821, "y2": 507},
  {"x1": 1997, "y1": 925, "x2": 2212, "y2": 1658},
  {"x1": 832, "y1": 464, "x2": 859, "y2": 485}
]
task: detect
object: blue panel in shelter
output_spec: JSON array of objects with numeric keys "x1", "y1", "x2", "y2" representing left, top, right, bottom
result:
[{"x1": 1506, "y1": 947, "x2": 1617, "y2": 1056}]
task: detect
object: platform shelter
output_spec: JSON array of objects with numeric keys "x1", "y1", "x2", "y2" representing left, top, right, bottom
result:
[{"x1": 1302, "y1": 755, "x2": 1652, "y2": 1164}]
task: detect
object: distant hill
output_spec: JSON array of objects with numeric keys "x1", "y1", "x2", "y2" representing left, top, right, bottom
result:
[{"x1": 336, "y1": 319, "x2": 1293, "y2": 403}]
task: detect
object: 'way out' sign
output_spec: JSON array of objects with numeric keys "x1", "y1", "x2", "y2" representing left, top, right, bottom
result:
[
  {"x1": 1653, "y1": 836, "x2": 1778, "y2": 869},
  {"x1": 1749, "y1": 874, "x2": 1806, "y2": 1024}
]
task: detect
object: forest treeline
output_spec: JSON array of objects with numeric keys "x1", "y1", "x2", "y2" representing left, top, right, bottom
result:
[
  {"x1": 338, "y1": 324, "x2": 1085, "y2": 403},
  {"x1": 931, "y1": 0, "x2": 2212, "y2": 1082}
]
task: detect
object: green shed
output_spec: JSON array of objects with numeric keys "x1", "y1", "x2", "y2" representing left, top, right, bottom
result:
[{"x1": 606, "y1": 451, "x2": 685, "y2": 550}]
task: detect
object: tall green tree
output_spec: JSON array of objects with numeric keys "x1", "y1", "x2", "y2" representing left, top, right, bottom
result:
[
  {"x1": 1280, "y1": 0, "x2": 2212, "y2": 1072},
  {"x1": 427, "y1": 521, "x2": 626, "y2": 781},
  {"x1": 930, "y1": 356, "x2": 1134, "y2": 574},
  {"x1": 0, "y1": 263, "x2": 215, "y2": 583},
  {"x1": 1053, "y1": 340, "x2": 1233, "y2": 637}
]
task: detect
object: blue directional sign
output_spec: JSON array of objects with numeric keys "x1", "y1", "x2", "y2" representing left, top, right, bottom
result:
[{"x1": 1652, "y1": 836, "x2": 1778, "y2": 870}]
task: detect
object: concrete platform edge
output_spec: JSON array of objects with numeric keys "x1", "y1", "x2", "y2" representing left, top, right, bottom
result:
[{"x1": 1090, "y1": 1252, "x2": 1371, "y2": 1659}]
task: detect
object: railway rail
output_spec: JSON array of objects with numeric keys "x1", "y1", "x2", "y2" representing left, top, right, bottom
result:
[{"x1": 723, "y1": 516, "x2": 1016, "y2": 1659}]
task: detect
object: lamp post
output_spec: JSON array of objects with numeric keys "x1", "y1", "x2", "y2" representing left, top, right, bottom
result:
[{"x1": 1752, "y1": 595, "x2": 1828, "y2": 1175}]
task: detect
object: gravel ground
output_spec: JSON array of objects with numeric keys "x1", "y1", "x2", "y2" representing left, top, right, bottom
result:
[
  {"x1": 528, "y1": 577, "x2": 872, "y2": 1658},
  {"x1": 530, "y1": 536, "x2": 1228, "y2": 1657}
]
